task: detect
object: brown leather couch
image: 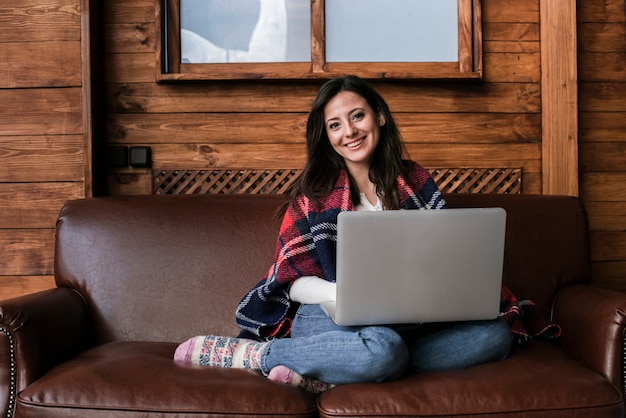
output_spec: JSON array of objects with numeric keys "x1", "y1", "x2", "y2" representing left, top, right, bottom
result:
[{"x1": 1, "y1": 193, "x2": 625, "y2": 417}]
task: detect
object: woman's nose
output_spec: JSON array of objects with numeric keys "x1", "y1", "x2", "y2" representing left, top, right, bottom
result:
[{"x1": 344, "y1": 122, "x2": 357, "y2": 137}]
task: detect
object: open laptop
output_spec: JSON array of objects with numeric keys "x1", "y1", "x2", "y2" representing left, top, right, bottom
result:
[{"x1": 321, "y1": 207, "x2": 507, "y2": 326}]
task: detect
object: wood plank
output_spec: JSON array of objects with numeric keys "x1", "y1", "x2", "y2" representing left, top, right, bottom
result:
[
  {"x1": 148, "y1": 51, "x2": 539, "y2": 83},
  {"x1": 579, "y1": 82, "x2": 626, "y2": 112},
  {"x1": 521, "y1": 172, "x2": 541, "y2": 194},
  {"x1": 104, "y1": 53, "x2": 156, "y2": 83},
  {"x1": 103, "y1": 0, "x2": 155, "y2": 23},
  {"x1": 585, "y1": 201, "x2": 626, "y2": 232},
  {"x1": 590, "y1": 231, "x2": 626, "y2": 262},
  {"x1": 579, "y1": 53, "x2": 626, "y2": 82},
  {"x1": 483, "y1": 42, "x2": 540, "y2": 54},
  {"x1": 483, "y1": 23, "x2": 540, "y2": 52},
  {"x1": 106, "y1": 112, "x2": 540, "y2": 145},
  {"x1": 482, "y1": 0, "x2": 539, "y2": 23},
  {"x1": 0, "y1": 88, "x2": 83, "y2": 136},
  {"x1": 106, "y1": 82, "x2": 541, "y2": 114},
  {"x1": 0, "y1": 0, "x2": 80, "y2": 42},
  {"x1": 0, "y1": 276, "x2": 56, "y2": 301},
  {"x1": 0, "y1": 182, "x2": 84, "y2": 229},
  {"x1": 0, "y1": 41, "x2": 82, "y2": 88},
  {"x1": 107, "y1": 170, "x2": 153, "y2": 195},
  {"x1": 580, "y1": 173, "x2": 626, "y2": 201},
  {"x1": 458, "y1": 0, "x2": 474, "y2": 73},
  {"x1": 579, "y1": 143, "x2": 626, "y2": 172},
  {"x1": 541, "y1": 0, "x2": 579, "y2": 196},
  {"x1": 82, "y1": 0, "x2": 95, "y2": 198},
  {"x1": 578, "y1": 23, "x2": 626, "y2": 52},
  {"x1": 577, "y1": 0, "x2": 626, "y2": 23},
  {"x1": 579, "y1": 112, "x2": 626, "y2": 142},
  {"x1": 0, "y1": 135, "x2": 85, "y2": 182},
  {"x1": 146, "y1": 142, "x2": 540, "y2": 172},
  {"x1": 483, "y1": 53, "x2": 541, "y2": 82},
  {"x1": 484, "y1": 23, "x2": 540, "y2": 41},
  {"x1": 311, "y1": 0, "x2": 325, "y2": 74},
  {"x1": 405, "y1": 143, "x2": 540, "y2": 171},
  {"x1": 0, "y1": 229, "x2": 55, "y2": 276},
  {"x1": 104, "y1": 23, "x2": 156, "y2": 53}
]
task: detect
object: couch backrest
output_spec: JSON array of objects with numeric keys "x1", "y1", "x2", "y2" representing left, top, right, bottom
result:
[
  {"x1": 55, "y1": 193, "x2": 590, "y2": 344},
  {"x1": 55, "y1": 195, "x2": 284, "y2": 344}
]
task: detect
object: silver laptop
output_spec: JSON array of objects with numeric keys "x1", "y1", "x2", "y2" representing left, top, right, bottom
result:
[{"x1": 321, "y1": 208, "x2": 506, "y2": 326}]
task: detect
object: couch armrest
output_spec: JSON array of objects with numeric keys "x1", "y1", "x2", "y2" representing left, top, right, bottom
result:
[
  {"x1": 552, "y1": 284, "x2": 626, "y2": 394},
  {"x1": 0, "y1": 288, "x2": 89, "y2": 417}
]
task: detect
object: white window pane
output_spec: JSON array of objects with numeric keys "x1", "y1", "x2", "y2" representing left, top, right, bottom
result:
[
  {"x1": 326, "y1": 0, "x2": 458, "y2": 63},
  {"x1": 181, "y1": 0, "x2": 310, "y2": 63}
]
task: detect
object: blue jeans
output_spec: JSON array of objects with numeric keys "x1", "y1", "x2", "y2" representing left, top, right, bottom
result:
[{"x1": 260, "y1": 304, "x2": 513, "y2": 384}]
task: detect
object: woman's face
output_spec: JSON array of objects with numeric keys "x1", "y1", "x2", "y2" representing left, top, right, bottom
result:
[{"x1": 323, "y1": 90, "x2": 385, "y2": 174}]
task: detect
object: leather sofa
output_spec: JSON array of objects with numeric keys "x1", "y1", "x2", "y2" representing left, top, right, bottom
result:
[{"x1": 1, "y1": 193, "x2": 625, "y2": 417}]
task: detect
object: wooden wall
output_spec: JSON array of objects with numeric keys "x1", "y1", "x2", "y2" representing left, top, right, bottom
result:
[
  {"x1": 578, "y1": 0, "x2": 626, "y2": 292},
  {"x1": 104, "y1": 0, "x2": 544, "y2": 196},
  {"x1": 1, "y1": 0, "x2": 626, "y2": 298},
  {"x1": 0, "y1": 0, "x2": 91, "y2": 300}
]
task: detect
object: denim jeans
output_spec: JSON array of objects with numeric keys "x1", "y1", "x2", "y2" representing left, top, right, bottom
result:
[{"x1": 260, "y1": 304, "x2": 513, "y2": 384}]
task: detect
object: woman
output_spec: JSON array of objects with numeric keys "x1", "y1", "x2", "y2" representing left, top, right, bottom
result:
[{"x1": 174, "y1": 76, "x2": 555, "y2": 393}]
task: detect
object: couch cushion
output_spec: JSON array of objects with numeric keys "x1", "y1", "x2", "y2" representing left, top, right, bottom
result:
[
  {"x1": 16, "y1": 341, "x2": 317, "y2": 418},
  {"x1": 317, "y1": 341, "x2": 623, "y2": 417}
]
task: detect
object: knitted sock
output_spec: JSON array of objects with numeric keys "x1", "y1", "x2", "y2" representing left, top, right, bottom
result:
[
  {"x1": 174, "y1": 336, "x2": 267, "y2": 370},
  {"x1": 268, "y1": 365, "x2": 335, "y2": 395}
]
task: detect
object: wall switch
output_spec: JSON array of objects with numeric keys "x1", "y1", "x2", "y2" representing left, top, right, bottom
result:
[
  {"x1": 129, "y1": 146, "x2": 152, "y2": 168},
  {"x1": 107, "y1": 146, "x2": 129, "y2": 167}
]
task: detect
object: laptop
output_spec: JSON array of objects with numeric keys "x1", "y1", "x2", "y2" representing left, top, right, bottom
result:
[{"x1": 321, "y1": 207, "x2": 507, "y2": 326}]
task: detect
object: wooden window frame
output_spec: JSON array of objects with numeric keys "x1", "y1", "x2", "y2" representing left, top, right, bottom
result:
[{"x1": 156, "y1": 0, "x2": 483, "y2": 81}]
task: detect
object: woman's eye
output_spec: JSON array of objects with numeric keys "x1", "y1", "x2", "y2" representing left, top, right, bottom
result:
[
  {"x1": 352, "y1": 112, "x2": 364, "y2": 121},
  {"x1": 328, "y1": 122, "x2": 340, "y2": 130}
]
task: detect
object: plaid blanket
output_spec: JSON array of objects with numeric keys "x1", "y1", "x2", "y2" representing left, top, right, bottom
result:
[{"x1": 236, "y1": 161, "x2": 560, "y2": 344}]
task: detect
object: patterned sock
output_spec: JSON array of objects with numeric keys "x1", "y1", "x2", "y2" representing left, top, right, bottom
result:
[
  {"x1": 174, "y1": 336, "x2": 267, "y2": 370},
  {"x1": 268, "y1": 365, "x2": 335, "y2": 395}
]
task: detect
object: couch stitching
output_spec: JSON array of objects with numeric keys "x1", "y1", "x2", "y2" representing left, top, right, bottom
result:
[{"x1": 1, "y1": 326, "x2": 16, "y2": 418}]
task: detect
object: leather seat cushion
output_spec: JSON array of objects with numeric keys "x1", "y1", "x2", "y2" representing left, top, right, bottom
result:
[
  {"x1": 16, "y1": 341, "x2": 317, "y2": 418},
  {"x1": 317, "y1": 341, "x2": 623, "y2": 417}
]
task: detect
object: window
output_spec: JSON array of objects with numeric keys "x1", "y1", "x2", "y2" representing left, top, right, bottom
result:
[{"x1": 157, "y1": 0, "x2": 482, "y2": 81}]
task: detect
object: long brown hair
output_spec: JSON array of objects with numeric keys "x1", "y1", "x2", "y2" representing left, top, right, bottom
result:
[{"x1": 280, "y1": 76, "x2": 410, "y2": 216}]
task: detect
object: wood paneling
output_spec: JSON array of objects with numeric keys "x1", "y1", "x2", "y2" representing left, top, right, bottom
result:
[
  {"x1": 106, "y1": 82, "x2": 541, "y2": 114},
  {"x1": 577, "y1": 0, "x2": 626, "y2": 292},
  {"x1": 0, "y1": 136, "x2": 85, "y2": 182},
  {"x1": 0, "y1": 0, "x2": 89, "y2": 300},
  {"x1": 0, "y1": 183, "x2": 84, "y2": 228},
  {"x1": 0, "y1": 0, "x2": 80, "y2": 42},
  {"x1": 0, "y1": 276, "x2": 56, "y2": 302},
  {"x1": 540, "y1": 0, "x2": 579, "y2": 196},
  {"x1": 0, "y1": 230, "x2": 55, "y2": 276},
  {"x1": 0, "y1": 89, "x2": 83, "y2": 135},
  {"x1": 0, "y1": 41, "x2": 82, "y2": 88},
  {"x1": 106, "y1": 113, "x2": 540, "y2": 144}
]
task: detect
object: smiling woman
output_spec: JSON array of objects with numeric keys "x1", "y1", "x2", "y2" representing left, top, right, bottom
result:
[{"x1": 157, "y1": 0, "x2": 483, "y2": 80}]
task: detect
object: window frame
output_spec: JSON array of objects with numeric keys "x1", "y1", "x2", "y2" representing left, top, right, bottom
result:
[{"x1": 156, "y1": 0, "x2": 483, "y2": 81}]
